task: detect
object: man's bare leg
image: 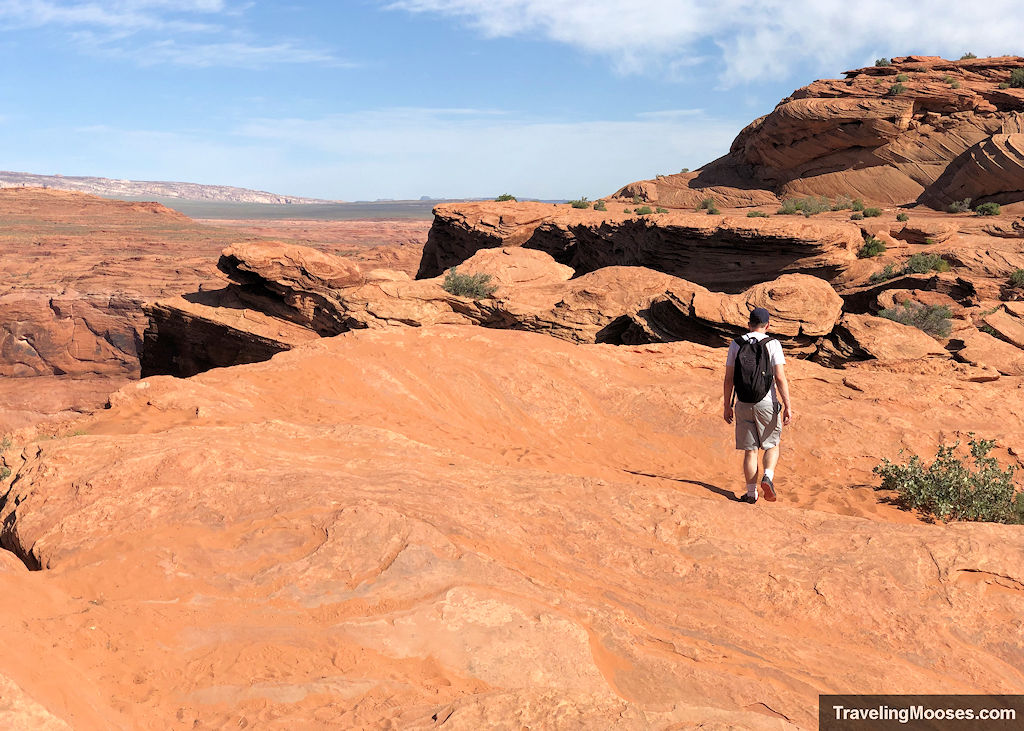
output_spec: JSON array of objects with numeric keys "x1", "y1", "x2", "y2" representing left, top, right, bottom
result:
[
  {"x1": 742, "y1": 449, "x2": 759, "y2": 499},
  {"x1": 762, "y1": 445, "x2": 779, "y2": 475}
]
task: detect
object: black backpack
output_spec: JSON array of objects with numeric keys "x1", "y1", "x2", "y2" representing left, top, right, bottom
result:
[{"x1": 732, "y1": 335, "x2": 777, "y2": 404}]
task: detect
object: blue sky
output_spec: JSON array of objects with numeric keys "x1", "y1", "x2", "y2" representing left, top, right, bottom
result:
[{"x1": 0, "y1": 1, "x2": 1019, "y2": 200}]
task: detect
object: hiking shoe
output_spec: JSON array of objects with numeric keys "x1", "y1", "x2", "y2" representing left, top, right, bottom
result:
[
  {"x1": 760, "y1": 474, "x2": 777, "y2": 502},
  {"x1": 740, "y1": 493, "x2": 758, "y2": 504}
]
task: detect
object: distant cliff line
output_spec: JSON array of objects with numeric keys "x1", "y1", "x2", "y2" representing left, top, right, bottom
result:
[{"x1": 0, "y1": 170, "x2": 337, "y2": 205}]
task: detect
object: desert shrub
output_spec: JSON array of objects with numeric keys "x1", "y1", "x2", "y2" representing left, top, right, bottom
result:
[
  {"x1": 593, "y1": 200, "x2": 607, "y2": 211},
  {"x1": 1009, "y1": 269, "x2": 1024, "y2": 288},
  {"x1": 947, "y1": 198, "x2": 972, "y2": 213},
  {"x1": 680, "y1": 167, "x2": 690, "y2": 173},
  {"x1": 924, "y1": 237, "x2": 937, "y2": 245},
  {"x1": 697, "y1": 197, "x2": 717, "y2": 210},
  {"x1": 942, "y1": 75, "x2": 953, "y2": 83},
  {"x1": 832, "y1": 194, "x2": 854, "y2": 211},
  {"x1": 442, "y1": 267, "x2": 498, "y2": 299},
  {"x1": 887, "y1": 82, "x2": 906, "y2": 96},
  {"x1": 863, "y1": 207, "x2": 882, "y2": 217},
  {"x1": 0, "y1": 436, "x2": 9, "y2": 482},
  {"x1": 631, "y1": 194, "x2": 641, "y2": 204},
  {"x1": 999, "y1": 82, "x2": 1011, "y2": 89},
  {"x1": 875, "y1": 57, "x2": 891, "y2": 66},
  {"x1": 981, "y1": 323, "x2": 999, "y2": 336},
  {"x1": 747, "y1": 210, "x2": 769, "y2": 218},
  {"x1": 777, "y1": 196, "x2": 830, "y2": 216},
  {"x1": 869, "y1": 263, "x2": 900, "y2": 283},
  {"x1": 851, "y1": 212, "x2": 865, "y2": 220},
  {"x1": 635, "y1": 205, "x2": 653, "y2": 215},
  {"x1": 569, "y1": 197, "x2": 591, "y2": 209},
  {"x1": 951, "y1": 80, "x2": 961, "y2": 89},
  {"x1": 896, "y1": 212, "x2": 909, "y2": 222},
  {"x1": 494, "y1": 193, "x2": 517, "y2": 202},
  {"x1": 623, "y1": 207, "x2": 632, "y2": 213},
  {"x1": 858, "y1": 235, "x2": 887, "y2": 258},
  {"x1": 960, "y1": 52, "x2": 977, "y2": 60},
  {"x1": 904, "y1": 252, "x2": 951, "y2": 274},
  {"x1": 874, "y1": 435, "x2": 1024, "y2": 524},
  {"x1": 656, "y1": 206, "x2": 669, "y2": 214},
  {"x1": 975, "y1": 201, "x2": 1001, "y2": 216},
  {"x1": 852, "y1": 198, "x2": 865, "y2": 211},
  {"x1": 878, "y1": 301, "x2": 953, "y2": 338},
  {"x1": 1011, "y1": 69, "x2": 1024, "y2": 88},
  {"x1": 895, "y1": 73, "x2": 909, "y2": 82}
]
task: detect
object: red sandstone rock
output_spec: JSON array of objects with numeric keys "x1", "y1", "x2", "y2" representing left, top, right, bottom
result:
[
  {"x1": 1, "y1": 326, "x2": 1022, "y2": 728},
  {"x1": 959, "y1": 329, "x2": 1024, "y2": 375},
  {"x1": 816, "y1": 313, "x2": 949, "y2": 366}
]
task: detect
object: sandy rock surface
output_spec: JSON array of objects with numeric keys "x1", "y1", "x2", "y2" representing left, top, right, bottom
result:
[{"x1": 1, "y1": 325, "x2": 1023, "y2": 728}]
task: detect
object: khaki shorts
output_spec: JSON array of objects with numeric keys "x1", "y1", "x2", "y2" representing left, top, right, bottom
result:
[{"x1": 735, "y1": 398, "x2": 782, "y2": 450}]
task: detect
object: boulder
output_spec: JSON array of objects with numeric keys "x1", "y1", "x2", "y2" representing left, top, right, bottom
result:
[
  {"x1": 959, "y1": 329, "x2": 1024, "y2": 375},
  {"x1": 816, "y1": 313, "x2": 948, "y2": 366}
]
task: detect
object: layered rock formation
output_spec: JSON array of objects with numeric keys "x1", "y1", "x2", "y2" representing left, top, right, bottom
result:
[
  {"x1": 143, "y1": 243, "x2": 856, "y2": 376},
  {"x1": 616, "y1": 56, "x2": 1024, "y2": 210},
  {"x1": 419, "y1": 202, "x2": 861, "y2": 288}
]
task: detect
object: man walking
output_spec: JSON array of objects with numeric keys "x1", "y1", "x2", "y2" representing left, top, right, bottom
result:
[{"x1": 722, "y1": 307, "x2": 792, "y2": 503}]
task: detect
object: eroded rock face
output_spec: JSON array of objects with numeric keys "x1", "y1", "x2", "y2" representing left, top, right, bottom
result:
[
  {"x1": 815, "y1": 313, "x2": 949, "y2": 366},
  {"x1": 143, "y1": 244, "x2": 850, "y2": 374},
  {"x1": 617, "y1": 56, "x2": 1024, "y2": 210},
  {"x1": 1, "y1": 326, "x2": 1022, "y2": 728},
  {"x1": 420, "y1": 202, "x2": 861, "y2": 290}
]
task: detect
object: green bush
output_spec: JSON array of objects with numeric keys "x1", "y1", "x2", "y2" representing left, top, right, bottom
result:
[
  {"x1": 680, "y1": 167, "x2": 690, "y2": 173},
  {"x1": 635, "y1": 205, "x2": 653, "y2": 215},
  {"x1": 832, "y1": 194, "x2": 854, "y2": 211},
  {"x1": 777, "y1": 196, "x2": 830, "y2": 216},
  {"x1": 895, "y1": 73, "x2": 909, "y2": 82},
  {"x1": 697, "y1": 197, "x2": 717, "y2": 211},
  {"x1": 655, "y1": 206, "x2": 669, "y2": 214},
  {"x1": 1009, "y1": 269, "x2": 1024, "y2": 288},
  {"x1": 924, "y1": 237, "x2": 937, "y2": 245},
  {"x1": 0, "y1": 436, "x2": 9, "y2": 482},
  {"x1": 951, "y1": 80, "x2": 961, "y2": 89},
  {"x1": 747, "y1": 210, "x2": 769, "y2": 218},
  {"x1": 851, "y1": 212, "x2": 865, "y2": 220},
  {"x1": 975, "y1": 202, "x2": 1001, "y2": 216},
  {"x1": 999, "y1": 82, "x2": 1011, "y2": 89},
  {"x1": 869, "y1": 263, "x2": 900, "y2": 283},
  {"x1": 874, "y1": 435, "x2": 1024, "y2": 524},
  {"x1": 852, "y1": 198, "x2": 865, "y2": 212},
  {"x1": 947, "y1": 198, "x2": 972, "y2": 213},
  {"x1": 887, "y1": 82, "x2": 906, "y2": 96},
  {"x1": 494, "y1": 193, "x2": 517, "y2": 202},
  {"x1": 631, "y1": 195, "x2": 641, "y2": 205},
  {"x1": 863, "y1": 207, "x2": 882, "y2": 217},
  {"x1": 878, "y1": 301, "x2": 953, "y2": 337},
  {"x1": 858, "y1": 235, "x2": 887, "y2": 258},
  {"x1": 569, "y1": 197, "x2": 591, "y2": 209},
  {"x1": 593, "y1": 200, "x2": 607, "y2": 211},
  {"x1": 623, "y1": 207, "x2": 632, "y2": 213},
  {"x1": 875, "y1": 57, "x2": 891, "y2": 67},
  {"x1": 1011, "y1": 69, "x2": 1024, "y2": 88},
  {"x1": 942, "y1": 75, "x2": 953, "y2": 83},
  {"x1": 442, "y1": 267, "x2": 498, "y2": 299},
  {"x1": 960, "y1": 52, "x2": 977, "y2": 60},
  {"x1": 896, "y1": 212, "x2": 909, "y2": 222},
  {"x1": 904, "y1": 252, "x2": 950, "y2": 274}
]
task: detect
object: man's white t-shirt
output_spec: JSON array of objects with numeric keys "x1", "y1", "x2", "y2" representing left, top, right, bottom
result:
[{"x1": 726, "y1": 331, "x2": 786, "y2": 405}]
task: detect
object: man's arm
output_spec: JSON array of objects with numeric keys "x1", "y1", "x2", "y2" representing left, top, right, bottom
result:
[
  {"x1": 723, "y1": 365, "x2": 735, "y2": 423},
  {"x1": 774, "y1": 363, "x2": 792, "y2": 424}
]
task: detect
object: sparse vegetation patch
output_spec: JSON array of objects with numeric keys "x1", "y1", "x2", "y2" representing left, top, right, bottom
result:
[
  {"x1": 895, "y1": 73, "x2": 909, "y2": 82},
  {"x1": 887, "y1": 83, "x2": 906, "y2": 96},
  {"x1": 904, "y1": 252, "x2": 951, "y2": 274},
  {"x1": 874, "y1": 435, "x2": 1024, "y2": 524},
  {"x1": 877, "y1": 301, "x2": 953, "y2": 338},
  {"x1": 656, "y1": 207, "x2": 669, "y2": 214},
  {"x1": 863, "y1": 207, "x2": 882, "y2": 217},
  {"x1": 857, "y1": 235, "x2": 887, "y2": 258},
  {"x1": 960, "y1": 52, "x2": 977, "y2": 60},
  {"x1": 569, "y1": 197, "x2": 591, "y2": 209},
  {"x1": 1009, "y1": 269, "x2": 1024, "y2": 288},
  {"x1": 851, "y1": 212, "x2": 865, "y2": 221},
  {"x1": 494, "y1": 193, "x2": 517, "y2": 202},
  {"x1": 593, "y1": 200, "x2": 607, "y2": 211},
  {"x1": 1011, "y1": 69, "x2": 1024, "y2": 88},
  {"x1": 875, "y1": 58, "x2": 891, "y2": 67},
  {"x1": 896, "y1": 212, "x2": 909, "y2": 222},
  {"x1": 635, "y1": 206, "x2": 653, "y2": 215},
  {"x1": 747, "y1": 210, "x2": 769, "y2": 218},
  {"x1": 778, "y1": 196, "x2": 830, "y2": 216},
  {"x1": 947, "y1": 198, "x2": 972, "y2": 213},
  {"x1": 975, "y1": 202, "x2": 1001, "y2": 216},
  {"x1": 442, "y1": 267, "x2": 498, "y2": 299}
]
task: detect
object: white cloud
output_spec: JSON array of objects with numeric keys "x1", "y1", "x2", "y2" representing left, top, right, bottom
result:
[
  {"x1": 386, "y1": 0, "x2": 1023, "y2": 83},
  {"x1": 0, "y1": 1, "x2": 342, "y2": 68}
]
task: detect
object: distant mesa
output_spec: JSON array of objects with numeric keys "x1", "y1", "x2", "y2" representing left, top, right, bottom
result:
[{"x1": 0, "y1": 170, "x2": 339, "y2": 205}]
